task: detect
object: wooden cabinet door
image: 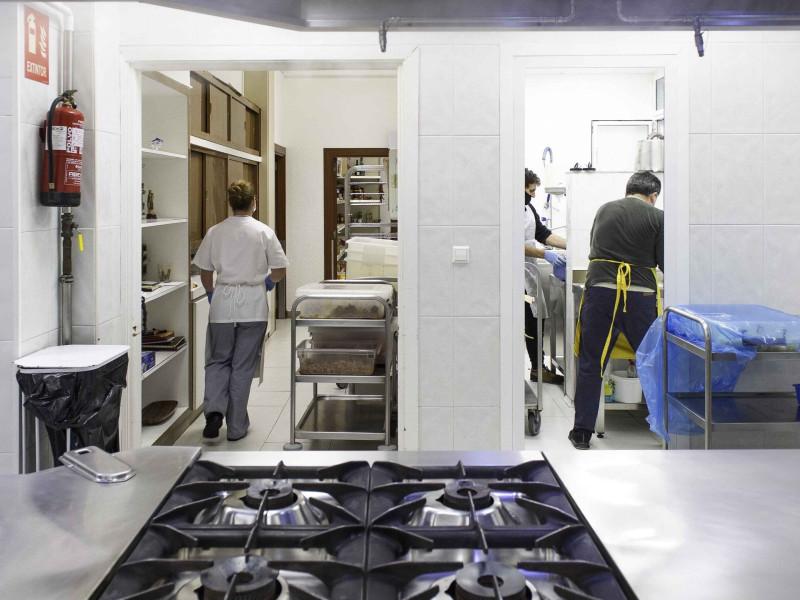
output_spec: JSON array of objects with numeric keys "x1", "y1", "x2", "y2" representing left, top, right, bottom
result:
[
  {"x1": 208, "y1": 85, "x2": 229, "y2": 142},
  {"x1": 204, "y1": 153, "x2": 229, "y2": 234},
  {"x1": 189, "y1": 74, "x2": 208, "y2": 136},
  {"x1": 245, "y1": 108, "x2": 259, "y2": 152},
  {"x1": 230, "y1": 99, "x2": 246, "y2": 147},
  {"x1": 189, "y1": 151, "x2": 203, "y2": 252},
  {"x1": 227, "y1": 157, "x2": 244, "y2": 185}
]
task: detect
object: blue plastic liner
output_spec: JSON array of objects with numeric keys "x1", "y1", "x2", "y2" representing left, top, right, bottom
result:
[{"x1": 636, "y1": 305, "x2": 800, "y2": 442}]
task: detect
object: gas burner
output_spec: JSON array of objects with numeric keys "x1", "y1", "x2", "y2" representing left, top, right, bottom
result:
[
  {"x1": 454, "y1": 562, "x2": 527, "y2": 600},
  {"x1": 243, "y1": 480, "x2": 296, "y2": 510},
  {"x1": 442, "y1": 480, "x2": 494, "y2": 511},
  {"x1": 201, "y1": 555, "x2": 279, "y2": 600}
]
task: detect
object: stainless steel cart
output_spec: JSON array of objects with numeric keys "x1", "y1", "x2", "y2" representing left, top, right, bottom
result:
[
  {"x1": 662, "y1": 306, "x2": 800, "y2": 449},
  {"x1": 524, "y1": 261, "x2": 554, "y2": 436},
  {"x1": 284, "y1": 279, "x2": 397, "y2": 451}
]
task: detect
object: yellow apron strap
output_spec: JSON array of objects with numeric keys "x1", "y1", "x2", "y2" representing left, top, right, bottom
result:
[{"x1": 574, "y1": 262, "x2": 660, "y2": 375}]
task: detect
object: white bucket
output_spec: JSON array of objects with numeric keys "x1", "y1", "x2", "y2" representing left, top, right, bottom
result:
[{"x1": 610, "y1": 371, "x2": 643, "y2": 404}]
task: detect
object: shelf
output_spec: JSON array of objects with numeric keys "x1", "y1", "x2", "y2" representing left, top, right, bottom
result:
[
  {"x1": 668, "y1": 392, "x2": 800, "y2": 431},
  {"x1": 141, "y1": 148, "x2": 187, "y2": 160},
  {"x1": 338, "y1": 175, "x2": 384, "y2": 182},
  {"x1": 337, "y1": 249, "x2": 346, "y2": 261},
  {"x1": 295, "y1": 317, "x2": 391, "y2": 328},
  {"x1": 295, "y1": 365, "x2": 390, "y2": 385},
  {"x1": 603, "y1": 400, "x2": 647, "y2": 410},
  {"x1": 142, "y1": 345, "x2": 188, "y2": 380},
  {"x1": 665, "y1": 333, "x2": 800, "y2": 362},
  {"x1": 349, "y1": 201, "x2": 385, "y2": 207},
  {"x1": 295, "y1": 395, "x2": 387, "y2": 441},
  {"x1": 349, "y1": 223, "x2": 384, "y2": 228},
  {"x1": 142, "y1": 281, "x2": 187, "y2": 303},
  {"x1": 142, "y1": 217, "x2": 188, "y2": 228},
  {"x1": 140, "y1": 405, "x2": 189, "y2": 446}
]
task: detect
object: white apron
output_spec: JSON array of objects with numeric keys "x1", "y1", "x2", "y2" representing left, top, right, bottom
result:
[{"x1": 524, "y1": 204, "x2": 549, "y2": 319}]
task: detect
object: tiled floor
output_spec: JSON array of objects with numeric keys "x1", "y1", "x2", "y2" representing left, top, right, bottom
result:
[{"x1": 176, "y1": 320, "x2": 663, "y2": 452}]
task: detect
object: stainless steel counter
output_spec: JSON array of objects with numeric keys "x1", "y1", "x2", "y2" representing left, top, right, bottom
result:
[
  {"x1": 0, "y1": 446, "x2": 199, "y2": 600},
  {"x1": 2, "y1": 448, "x2": 799, "y2": 599},
  {"x1": 544, "y1": 449, "x2": 800, "y2": 600}
]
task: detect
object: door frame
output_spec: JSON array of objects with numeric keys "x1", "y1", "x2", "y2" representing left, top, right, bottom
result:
[
  {"x1": 322, "y1": 147, "x2": 389, "y2": 280},
  {"x1": 274, "y1": 143, "x2": 287, "y2": 318}
]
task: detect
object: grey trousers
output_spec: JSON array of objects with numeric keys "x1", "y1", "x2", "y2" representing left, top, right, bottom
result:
[{"x1": 204, "y1": 321, "x2": 267, "y2": 439}]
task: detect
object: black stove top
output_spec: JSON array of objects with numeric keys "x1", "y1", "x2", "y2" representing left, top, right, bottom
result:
[{"x1": 95, "y1": 459, "x2": 633, "y2": 600}]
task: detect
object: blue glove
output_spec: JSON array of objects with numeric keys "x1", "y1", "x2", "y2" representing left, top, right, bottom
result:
[
  {"x1": 206, "y1": 290, "x2": 213, "y2": 303},
  {"x1": 544, "y1": 250, "x2": 567, "y2": 268},
  {"x1": 265, "y1": 275, "x2": 275, "y2": 292}
]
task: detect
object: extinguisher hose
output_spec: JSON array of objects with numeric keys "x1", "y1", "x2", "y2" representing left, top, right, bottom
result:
[{"x1": 46, "y1": 95, "x2": 63, "y2": 192}]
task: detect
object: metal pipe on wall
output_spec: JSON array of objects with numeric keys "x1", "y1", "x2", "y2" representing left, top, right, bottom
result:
[{"x1": 33, "y1": 3, "x2": 76, "y2": 345}]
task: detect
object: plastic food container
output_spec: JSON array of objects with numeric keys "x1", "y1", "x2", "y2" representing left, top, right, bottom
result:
[
  {"x1": 610, "y1": 371, "x2": 643, "y2": 404},
  {"x1": 309, "y1": 317, "x2": 398, "y2": 364},
  {"x1": 296, "y1": 339, "x2": 381, "y2": 375},
  {"x1": 295, "y1": 282, "x2": 393, "y2": 319}
]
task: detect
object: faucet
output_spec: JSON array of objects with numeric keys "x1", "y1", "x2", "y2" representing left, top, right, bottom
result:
[{"x1": 541, "y1": 147, "x2": 553, "y2": 163}]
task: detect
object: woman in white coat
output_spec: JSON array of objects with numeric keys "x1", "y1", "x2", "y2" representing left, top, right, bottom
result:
[{"x1": 192, "y1": 180, "x2": 289, "y2": 441}]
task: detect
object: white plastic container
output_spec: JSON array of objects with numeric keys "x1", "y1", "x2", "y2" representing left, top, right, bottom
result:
[
  {"x1": 610, "y1": 371, "x2": 643, "y2": 404},
  {"x1": 345, "y1": 238, "x2": 398, "y2": 279},
  {"x1": 294, "y1": 282, "x2": 393, "y2": 319}
]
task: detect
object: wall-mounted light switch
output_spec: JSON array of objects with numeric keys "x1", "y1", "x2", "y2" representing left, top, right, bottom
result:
[{"x1": 452, "y1": 246, "x2": 470, "y2": 263}]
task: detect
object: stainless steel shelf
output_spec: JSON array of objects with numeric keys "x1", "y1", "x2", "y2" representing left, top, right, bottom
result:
[
  {"x1": 665, "y1": 332, "x2": 799, "y2": 362},
  {"x1": 295, "y1": 318, "x2": 389, "y2": 328},
  {"x1": 295, "y1": 395, "x2": 387, "y2": 441},
  {"x1": 295, "y1": 365, "x2": 389, "y2": 384},
  {"x1": 603, "y1": 400, "x2": 647, "y2": 410},
  {"x1": 668, "y1": 392, "x2": 800, "y2": 431}
]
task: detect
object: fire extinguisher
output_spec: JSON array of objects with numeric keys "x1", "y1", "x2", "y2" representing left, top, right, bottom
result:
[{"x1": 40, "y1": 90, "x2": 83, "y2": 207}]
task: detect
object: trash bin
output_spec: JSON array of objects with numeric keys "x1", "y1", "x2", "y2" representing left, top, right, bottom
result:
[{"x1": 15, "y1": 345, "x2": 129, "y2": 469}]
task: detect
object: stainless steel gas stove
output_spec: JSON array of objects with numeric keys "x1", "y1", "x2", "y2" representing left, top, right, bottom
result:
[
  {"x1": 96, "y1": 456, "x2": 631, "y2": 600},
  {"x1": 4, "y1": 448, "x2": 800, "y2": 600}
]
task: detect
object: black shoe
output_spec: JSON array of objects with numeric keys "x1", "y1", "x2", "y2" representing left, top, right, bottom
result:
[
  {"x1": 568, "y1": 428, "x2": 591, "y2": 450},
  {"x1": 227, "y1": 429, "x2": 248, "y2": 442},
  {"x1": 202, "y1": 412, "x2": 223, "y2": 439}
]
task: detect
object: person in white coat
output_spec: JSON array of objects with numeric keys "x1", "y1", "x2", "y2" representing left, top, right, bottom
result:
[
  {"x1": 524, "y1": 169, "x2": 567, "y2": 383},
  {"x1": 192, "y1": 180, "x2": 289, "y2": 441}
]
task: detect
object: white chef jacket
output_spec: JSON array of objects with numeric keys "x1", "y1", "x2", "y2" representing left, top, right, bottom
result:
[
  {"x1": 192, "y1": 216, "x2": 289, "y2": 323},
  {"x1": 524, "y1": 204, "x2": 548, "y2": 319}
]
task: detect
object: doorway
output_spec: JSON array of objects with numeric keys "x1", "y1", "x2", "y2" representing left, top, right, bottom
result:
[
  {"x1": 322, "y1": 147, "x2": 390, "y2": 280},
  {"x1": 274, "y1": 143, "x2": 287, "y2": 318}
]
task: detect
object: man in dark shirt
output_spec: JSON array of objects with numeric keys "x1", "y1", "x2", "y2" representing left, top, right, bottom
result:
[{"x1": 569, "y1": 171, "x2": 663, "y2": 449}]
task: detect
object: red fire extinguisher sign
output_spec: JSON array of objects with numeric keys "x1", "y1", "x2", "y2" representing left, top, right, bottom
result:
[{"x1": 24, "y1": 6, "x2": 49, "y2": 84}]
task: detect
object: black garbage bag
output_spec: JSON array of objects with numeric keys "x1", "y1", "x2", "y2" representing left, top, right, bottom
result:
[{"x1": 17, "y1": 354, "x2": 128, "y2": 463}]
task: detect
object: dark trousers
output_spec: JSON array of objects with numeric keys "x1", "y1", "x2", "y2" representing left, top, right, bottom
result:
[
  {"x1": 204, "y1": 321, "x2": 267, "y2": 439},
  {"x1": 524, "y1": 301, "x2": 544, "y2": 366},
  {"x1": 574, "y1": 287, "x2": 657, "y2": 432}
]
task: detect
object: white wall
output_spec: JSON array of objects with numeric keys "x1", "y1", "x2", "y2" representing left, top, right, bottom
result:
[
  {"x1": 2, "y1": 2, "x2": 127, "y2": 473},
  {"x1": 279, "y1": 73, "x2": 397, "y2": 301},
  {"x1": 0, "y1": 2, "x2": 19, "y2": 474},
  {"x1": 524, "y1": 71, "x2": 657, "y2": 231},
  {"x1": 273, "y1": 71, "x2": 284, "y2": 146},
  {"x1": 686, "y1": 31, "x2": 800, "y2": 314}
]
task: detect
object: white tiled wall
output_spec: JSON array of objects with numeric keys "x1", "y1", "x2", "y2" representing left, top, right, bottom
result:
[
  {"x1": 688, "y1": 35, "x2": 800, "y2": 311},
  {"x1": 416, "y1": 45, "x2": 502, "y2": 450}
]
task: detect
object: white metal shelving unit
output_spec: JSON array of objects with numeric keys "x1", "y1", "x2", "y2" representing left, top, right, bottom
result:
[{"x1": 137, "y1": 73, "x2": 193, "y2": 447}]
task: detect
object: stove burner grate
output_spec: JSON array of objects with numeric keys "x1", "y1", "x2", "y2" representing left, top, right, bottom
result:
[
  {"x1": 453, "y1": 561, "x2": 527, "y2": 600},
  {"x1": 201, "y1": 555, "x2": 279, "y2": 600},
  {"x1": 442, "y1": 480, "x2": 494, "y2": 511},
  {"x1": 243, "y1": 480, "x2": 296, "y2": 510}
]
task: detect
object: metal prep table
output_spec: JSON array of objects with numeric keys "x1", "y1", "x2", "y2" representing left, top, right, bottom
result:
[
  {"x1": 662, "y1": 306, "x2": 800, "y2": 449},
  {"x1": 3, "y1": 448, "x2": 800, "y2": 600}
]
